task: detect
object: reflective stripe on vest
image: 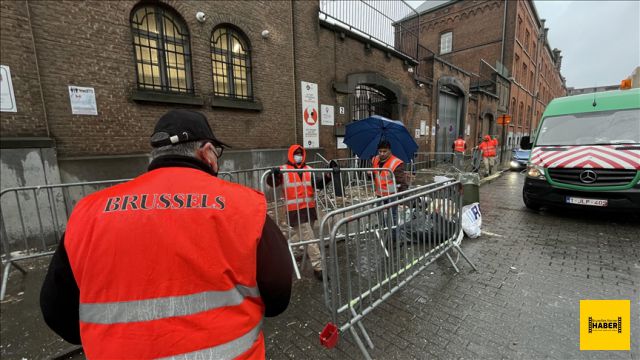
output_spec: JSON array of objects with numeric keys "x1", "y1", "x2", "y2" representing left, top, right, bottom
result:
[
  {"x1": 454, "y1": 139, "x2": 465, "y2": 152},
  {"x1": 160, "y1": 320, "x2": 263, "y2": 360},
  {"x1": 80, "y1": 285, "x2": 260, "y2": 324},
  {"x1": 281, "y1": 165, "x2": 316, "y2": 211},
  {"x1": 372, "y1": 155, "x2": 402, "y2": 196}
]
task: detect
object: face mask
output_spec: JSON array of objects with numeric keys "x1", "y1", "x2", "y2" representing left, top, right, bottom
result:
[{"x1": 294, "y1": 155, "x2": 303, "y2": 164}]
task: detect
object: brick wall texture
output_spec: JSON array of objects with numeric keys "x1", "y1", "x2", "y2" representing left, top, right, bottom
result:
[
  {"x1": 416, "y1": 0, "x2": 566, "y2": 138},
  {"x1": 1, "y1": 0, "x2": 565, "y2": 159}
]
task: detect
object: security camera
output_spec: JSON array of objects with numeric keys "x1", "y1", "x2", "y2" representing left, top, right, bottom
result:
[
  {"x1": 261, "y1": 30, "x2": 270, "y2": 38},
  {"x1": 196, "y1": 12, "x2": 206, "y2": 23},
  {"x1": 419, "y1": 83, "x2": 425, "y2": 88},
  {"x1": 408, "y1": 67, "x2": 414, "y2": 73}
]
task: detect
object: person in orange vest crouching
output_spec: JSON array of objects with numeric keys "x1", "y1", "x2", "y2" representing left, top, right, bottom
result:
[
  {"x1": 451, "y1": 135, "x2": 467, "y2": 169},
  {"x1": 40, "y1": 110, "x2": 293, "y2": 359},
  {"x1": 478, "y1": 134, "x2": 498, "y2": 175},
  {"x1": 372, "y1": 140, "x2": 409, "y2": 241},
  {"x1": 266, "y1": 145, "x2": 338, "y2": 281}
]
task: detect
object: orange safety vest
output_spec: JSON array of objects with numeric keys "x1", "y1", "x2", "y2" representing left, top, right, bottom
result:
[
  {"x1": 454, "y1": 139, "x2": 466, "y2": 153},
  {"x1": 281, "y1": 164, "x2": 316, "y2": 212},
  {"x1": 372, "y1": 155, "x2": 403, "y2": 196},
  {"x1": 64, "y1": 167, "x2": 266, "y2": 359},
  {"x1": 479, "y1": 140, "x2": 497, "y2": 158}
]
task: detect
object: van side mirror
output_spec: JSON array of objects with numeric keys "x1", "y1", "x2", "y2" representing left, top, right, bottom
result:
[{"x1": 520, "y1": 136, "x2": 532, "y2": 150}]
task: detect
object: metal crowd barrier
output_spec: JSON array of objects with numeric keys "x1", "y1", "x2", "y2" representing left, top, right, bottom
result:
[
  {"x1": 260, "y1": 167, "x2": 397, "y2": 279},
  {"x1": 317, "y1": 181, "x2": 478, "y2": 358},
  {"x1": 0, "y1": 179, "x2": 130, "y2": 300}
]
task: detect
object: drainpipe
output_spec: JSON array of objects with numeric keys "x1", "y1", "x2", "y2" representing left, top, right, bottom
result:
[
  {"x1": 290, "y1": 0, "x2": 298, "y2": 144},
  {"x1": 500, "y1": 0, "x2": 507, "y2": 65},
  {"x1": 26, "y1": 0, "x2": 50, "y2": 138},
  {"x1": 530, "y1": 20, "x2": 544, "y2": 135}
]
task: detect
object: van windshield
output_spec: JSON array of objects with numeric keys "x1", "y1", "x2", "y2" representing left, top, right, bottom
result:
[{"x1": 536, "y1": 109, "x2": 640, "y2": 146}]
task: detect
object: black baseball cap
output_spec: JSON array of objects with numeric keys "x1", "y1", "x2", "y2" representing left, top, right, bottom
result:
[{"x1": 150, "y1": 110, "x2": 230, "y2": 148}]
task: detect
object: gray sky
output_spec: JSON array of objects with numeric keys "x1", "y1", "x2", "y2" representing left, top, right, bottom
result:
[{"x1": 408, "y1": 0, "x2": 640, "y2": 88}]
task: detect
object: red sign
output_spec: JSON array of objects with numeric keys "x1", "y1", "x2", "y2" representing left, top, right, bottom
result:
[
  {"x1": 497, "y1": 114, "x2": 512, "y2": 125},
  {"x1": 304, "y1": 106, "x2": 318, "y2": 126}
]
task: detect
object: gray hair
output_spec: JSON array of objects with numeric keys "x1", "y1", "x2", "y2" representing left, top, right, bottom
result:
[{"x1": 150, "y1": 132, "x2": 203, "y2": 160}]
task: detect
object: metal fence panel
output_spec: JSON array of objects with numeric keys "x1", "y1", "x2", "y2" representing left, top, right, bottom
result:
[
  {"x1": 260, "y1": 167, "x2": 398, "y2": 279},
  {"x1": 0, "y1": 179, "x2": 130, "y2": 300},
  {"x1": 318, "y1": 181, "x2": 477, "y2": 358}
]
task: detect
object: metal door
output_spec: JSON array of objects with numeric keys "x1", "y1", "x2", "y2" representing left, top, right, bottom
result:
[{"x1": 436, "y1": 91, "x2": 461, "y2": 163}]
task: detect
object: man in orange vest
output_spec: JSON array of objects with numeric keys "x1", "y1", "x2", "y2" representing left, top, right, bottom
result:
[
  {"x1": 451, "y1": 135, "x2": 467, "y2": 169},
  {"x1": 40, "y1": 110, "x2": 293, "y2": 359},
  {"x1": 478, "y1": 134, "x2": 498, "y2": 175},
  {"x1": 267, "y1": 145, "x2": 337, "y2": 281},
  {"x1": 372, "y1": 140, "x2": 408, "y2": 240}
]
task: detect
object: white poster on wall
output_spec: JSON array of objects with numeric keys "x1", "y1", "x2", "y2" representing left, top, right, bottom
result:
[
  {"x1": 431, "y1": 126, "x2": 436, "y2": 136},
  {"x1": 301, "y1": 81, "x2": 319, "y2": 148},
  {"x1": 336, "y1": 136, "x2": 348, "y2": 149},
  {"x1": 415, "y1": 129, "x2": 420, "y2": 138},
  {"x1": 0, "y1": 65, "x2": 17, "y2": 112},
  {"x1": 466, "y1": 124, "x2": 471, "y2": 136},
  {"x1": 321, "y1": 104, "x2": 334, "y2": 126},
  {"x1": 69, "y1": 86, "x2": 98, "y2": 115},
  {"x1": 420, "y1": 121, "x2": 426, "y2": 135}
]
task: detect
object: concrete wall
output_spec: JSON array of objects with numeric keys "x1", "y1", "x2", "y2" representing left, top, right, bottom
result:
[{"x1": 0, "y1": 143, "x2": 64, "y2": 252}]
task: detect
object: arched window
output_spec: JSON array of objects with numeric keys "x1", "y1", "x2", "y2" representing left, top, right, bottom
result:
[
  {"x1": 131, "y1": 4, "x2": 193, "y2": 93},
  {"x1": 211, "y1": 26, "x2": 253, "y2": 100}
]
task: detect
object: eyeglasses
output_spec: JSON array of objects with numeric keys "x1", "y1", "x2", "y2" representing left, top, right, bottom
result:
[
  {"x1": 201, "y1": 142, "x2": 224, "y2": 158},
  {"x1": 213, "y1": 144, "x2": 223, "y2": 158}
]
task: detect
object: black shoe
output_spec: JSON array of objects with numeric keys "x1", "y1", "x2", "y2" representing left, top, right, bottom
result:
[{"x1": 313, "y1": 269, "x2": 324, "y2": 281}]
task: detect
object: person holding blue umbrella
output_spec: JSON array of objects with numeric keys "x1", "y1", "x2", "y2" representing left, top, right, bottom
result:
[{"x1": 372, "y1": 139, "x2": 409, "y2": 241}]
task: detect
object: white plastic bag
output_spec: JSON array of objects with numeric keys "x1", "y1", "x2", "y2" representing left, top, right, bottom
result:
[
  {"x1": 461, "y1": 202, "x2": 482, "y2": 238},
  {"x1": 434, "y1": 175, "x2": 454, "y2": 184}
]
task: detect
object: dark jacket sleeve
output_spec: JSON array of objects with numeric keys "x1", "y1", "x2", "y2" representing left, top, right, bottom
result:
[
  {"x1": 40, "y1": 234, "x2": 81, "y2": 345},
  {"x1": 265, "y1": 171, "x2": 283, "y2": 188},
  {"x1": 257, "y1": 214, "x2": 293, "y2": 317},
  {"x1": 394, "y1": 166, "x2": 409, "y2": 192}
]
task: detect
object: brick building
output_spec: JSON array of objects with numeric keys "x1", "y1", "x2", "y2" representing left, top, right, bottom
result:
[
  {"x1": 0, "y1": 0, "x2": 567, "y2": 188},
  {"x1": 402, "y1": 0, "x2": 566, "y2": 153},
  {"x1": 2, "y1": 0, "x2": 460, "y2": 187}
]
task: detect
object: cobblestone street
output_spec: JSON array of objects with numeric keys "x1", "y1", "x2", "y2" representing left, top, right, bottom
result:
[
  {"x1": 262, "y1": 171, "x2": 640, "y2": 359},
  {"x1": 1, "y1": 171, "x2": 639, "y2": 359}
]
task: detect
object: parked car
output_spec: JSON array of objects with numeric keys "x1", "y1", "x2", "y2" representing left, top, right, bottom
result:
[{"x1": 510, "y1": 148, "x2": 531, "y2": 170}]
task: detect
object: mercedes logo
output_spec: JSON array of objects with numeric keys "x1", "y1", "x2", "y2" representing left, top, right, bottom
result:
[{"x1": 579, "y1": 170, "x2": 597, "y2": 184}]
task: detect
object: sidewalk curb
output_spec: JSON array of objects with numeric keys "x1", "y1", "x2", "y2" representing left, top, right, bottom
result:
[{"x1": 479, "y1": 169, "x2": 508, "y2": 186}]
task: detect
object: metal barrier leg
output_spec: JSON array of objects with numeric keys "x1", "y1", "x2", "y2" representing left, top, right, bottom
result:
[
  {"x1": 445, "y1": 252, "x2": 460, "y2": 273},
  {"x1": 349, "y1": 326, "x2": 373, "y2": 360},
  {"x1": 288, "y1": 245, "x2": 302, "y2": 280},
  {"x1": 351, "y1": 307, "x2": 374, "y2": 350},
  {"x1": 0, "y1": 261, "x2": 28, "y2": 301},
  {"x1": 454, "y1": 244, "x2": 479, "y2": 272}
]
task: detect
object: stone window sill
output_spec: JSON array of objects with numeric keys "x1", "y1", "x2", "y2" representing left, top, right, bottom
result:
[
  {"x1": 211, "y1": 97, "x2": 262, "y2": 111},
  {"x1": 130, "y1": 90, "x2": 204, "y2": 106}
]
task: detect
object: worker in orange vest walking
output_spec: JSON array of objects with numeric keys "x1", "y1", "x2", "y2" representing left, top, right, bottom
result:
[
  {"x1": 40, "y1": 110, "x2": 293, "y2": 359},
  {"x1": 451, "y1": 135, "x2": 467, "y2": 169},
  {"x1": 372, "y1": 140, "x2": 408, "y2": 241},
  {"x1": 478, "y1": 134, "x2": 498, "y2": 175},
  {"x1": 267, "y1": 145, "x2": 338, "y2": 281}
]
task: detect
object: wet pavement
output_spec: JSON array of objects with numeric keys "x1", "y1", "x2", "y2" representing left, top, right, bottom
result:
[{"x1": 1, "y1": 171, "x2": 639, "y2": 359}]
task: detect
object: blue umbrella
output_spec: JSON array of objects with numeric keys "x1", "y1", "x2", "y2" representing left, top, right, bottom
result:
[{"x1": 344, "y1": 115, "x2": 418, "y2": 162}]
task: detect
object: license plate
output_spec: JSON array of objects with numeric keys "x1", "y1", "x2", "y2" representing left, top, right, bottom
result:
[{"x1": 565, "y1": 197, "x2": 608, "y2": 207}]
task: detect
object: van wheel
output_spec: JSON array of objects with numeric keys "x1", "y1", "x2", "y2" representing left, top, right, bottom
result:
[{"x1": 523, "y1": 194, "x2": 542, "y2": 211}]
